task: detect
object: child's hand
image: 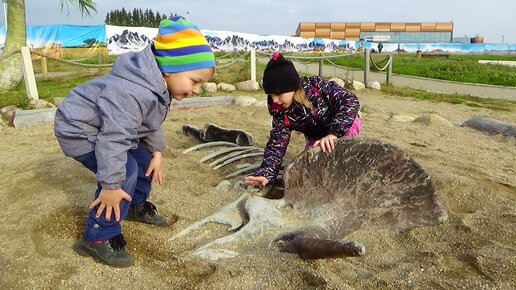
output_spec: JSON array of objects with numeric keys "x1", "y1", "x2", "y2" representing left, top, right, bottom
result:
[
  {"x1": 313, "y1": 134, "x2": 338, "y2": 153},
  {"x1": 89, "y1": 188, "x2": 132, "y2": 221},
  {"x1": 244, "y1": 176, "x2": 269, "y2": 187},
  {"x1": 146, "y1": 151, "x2": 164, "y2": 185}
]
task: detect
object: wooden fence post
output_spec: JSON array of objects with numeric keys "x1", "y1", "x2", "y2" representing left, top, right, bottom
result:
[
  {"x1": 364, "y1": 49, "x2": 370, "y2": 86},
  {"x1": 250, "y1": 48, "x2": 256, "y2": 82},
  {"x1": 386, "y1": 55, "x2": 393, "y2": 84},
  {"x1": 41, "y1": 57, "x2": 48, "y2": 78},
  {"x1": 21, "y1": 47, "x2": 39, "y2": 100},
  {"x1": 318, "y1": 54, "x2": 324, "y2": 77}
]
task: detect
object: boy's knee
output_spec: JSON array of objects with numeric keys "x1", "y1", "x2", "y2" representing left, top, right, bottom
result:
[{"x1": 124, "y1": 158, "x2": 140, "y2": 190}]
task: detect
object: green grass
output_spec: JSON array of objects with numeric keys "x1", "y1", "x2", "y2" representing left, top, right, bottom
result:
[
  {"x1": 2, "y1": 52, "x2": 515, "y2": 112},
  {"x1": 327, "y1": 53, "x2": 516, "y2": 87},
  {"x1": 381, "y1": 83, "x2": 516, "y2": 112},
  {"x1": 211, "y1": 52, "x2": 266, "y2": 85},
  {"x1": 0, "y1": 70, "x2": 109, "y2": 109}
]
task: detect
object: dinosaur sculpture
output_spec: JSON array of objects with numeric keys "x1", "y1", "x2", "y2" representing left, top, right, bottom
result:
[{"x1": 174, "y1": 137, "x2": 448, "y2": 260}]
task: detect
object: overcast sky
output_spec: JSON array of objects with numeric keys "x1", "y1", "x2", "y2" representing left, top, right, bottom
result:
[{"x1": 11, "y1": 0, "x2": 516, "y2": 43}]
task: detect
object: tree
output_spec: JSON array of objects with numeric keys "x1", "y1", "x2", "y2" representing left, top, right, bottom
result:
[
  {"x1": 0, "y1": 0, "x2": 96, "y2": 92},
  {"x1": 83, "y1": 38, "x2": 98, "y2": 47},
  {"x1": 104, "y1": 8, "x2": 173, "y2": 27}
]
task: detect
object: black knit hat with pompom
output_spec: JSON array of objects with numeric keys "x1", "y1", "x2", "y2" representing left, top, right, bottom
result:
[{"x1": 262, "y1": 52, "x2": 300, "y2": 94}]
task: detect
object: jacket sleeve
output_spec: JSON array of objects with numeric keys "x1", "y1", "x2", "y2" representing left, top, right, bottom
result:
[
  {"x1": 317, "y1": 77, "x2": 360, "y2": 137},
  {"x1": 255, "y1": 115, "x2": 291, "y2": 183},
  {"x1": 142, "y1": 128, "x2": 165, "y2": 153},
  {"x1": 95, "y1": 93, "x2": 143, "y2": 190}
]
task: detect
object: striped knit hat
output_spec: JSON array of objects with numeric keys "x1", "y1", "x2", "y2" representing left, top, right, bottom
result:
[{"x1": 153, "y1": 16, "x2": 215, "y2": 73}]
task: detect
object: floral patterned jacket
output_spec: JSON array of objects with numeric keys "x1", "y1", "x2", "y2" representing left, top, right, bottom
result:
[{"x1": 254, "y1": 76, "x2": 360, "y2": 182}]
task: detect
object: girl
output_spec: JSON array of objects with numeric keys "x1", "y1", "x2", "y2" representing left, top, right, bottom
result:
[{"x1": 244, "y1": 52, "x2": 361, "y2": 187}]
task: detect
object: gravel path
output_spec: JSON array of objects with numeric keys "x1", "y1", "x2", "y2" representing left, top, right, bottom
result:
[{"x1": 259, "y1": 57, "x2": 516, "y2": 101}]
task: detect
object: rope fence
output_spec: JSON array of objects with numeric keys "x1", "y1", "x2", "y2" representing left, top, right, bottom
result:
[
  {"x1": 215, "y1": 51, "x2": 250, "y2": 69},
  {"x1": 2, "y1": 46, "x2": 393, "y2": 102},
  {"x1": 369, "y1": 54, "x2": 392, "y2": 71},
  {"x1": 363, "y1": 49, "x2": 393, "y2": 85},
  {"x1": 30, "y1": 50, "x2": 113, "y2": 68},
  {"x1": 255, "y1": 50, "x2": 392, "y2": 86}
]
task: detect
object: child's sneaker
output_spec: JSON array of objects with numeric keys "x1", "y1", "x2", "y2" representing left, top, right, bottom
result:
[
  {"x1": 127, "y1": 201, "x2": 167, "y2": 226},
  {"x1": 73, "y1": 234, "x2": 134, "y2": 267}
]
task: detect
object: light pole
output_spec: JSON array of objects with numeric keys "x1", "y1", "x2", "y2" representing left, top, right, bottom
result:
[{"x1": 186, "y1": 11, "x2": 189, "y2": 20}]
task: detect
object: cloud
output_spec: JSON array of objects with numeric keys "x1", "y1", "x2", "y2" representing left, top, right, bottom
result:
[{"x1": 18, "y1": 0, "x2": 516, "y2": 42}]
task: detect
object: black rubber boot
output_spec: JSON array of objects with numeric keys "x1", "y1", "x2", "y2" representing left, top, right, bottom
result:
[
  {"x1": 126, "y1": 201, "x2": 167, "y2": 226},
  {"x1": 73, "y1": 234, "x2": 134, "y2": 267}
]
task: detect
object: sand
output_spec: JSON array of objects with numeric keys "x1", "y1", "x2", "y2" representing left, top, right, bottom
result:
[{"x1": 0, "y1": 90, "x2": 515, "y2": 289}]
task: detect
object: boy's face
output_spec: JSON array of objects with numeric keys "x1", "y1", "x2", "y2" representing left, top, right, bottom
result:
[
  {"x1": 270, "y1": 91, "x2": 295, "y2": 108},
  {"x1": 163, "y1": 68, "x2": 213, "y2": 101}
]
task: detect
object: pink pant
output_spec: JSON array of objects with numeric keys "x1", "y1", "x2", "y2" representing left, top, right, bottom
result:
[
  {"x1": 305, "y1": 116, "x2": 362, "y2": 149},
  {"x1": 345, "y1": 115, "x2": 362, "y2": 136}
]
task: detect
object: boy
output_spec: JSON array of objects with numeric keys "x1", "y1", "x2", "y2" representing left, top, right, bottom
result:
[{"x1": 54, "y1": 16, "x2": 215, "y2": 267}]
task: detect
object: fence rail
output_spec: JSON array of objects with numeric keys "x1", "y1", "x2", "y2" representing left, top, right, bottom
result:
[{"x1": 11, "y1": 46, "x2": 390, "y2": 101}]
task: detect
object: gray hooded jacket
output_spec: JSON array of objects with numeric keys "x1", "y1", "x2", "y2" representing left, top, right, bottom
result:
[{"x1": 54, "y1": 45, "x2": 171, "y2": 190}]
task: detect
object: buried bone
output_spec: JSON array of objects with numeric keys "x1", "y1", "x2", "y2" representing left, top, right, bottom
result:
[
  {"x1": 183, "y1": 123, "x2": 254, "y2": 146},
  {"x1": 183, "y1": 142, "x2": 266, "y2": 179},
  {"x1": 172, "y1": 137, "x2": 448, "y2": 260},
  {"x1": 182, "y1": 141, "x2": 238, "y2": 154},
  {"x1": 209, "y1": 149, "x2": 262, "y2": 167},
  {"x1": 225, "y1": 163, "x2": 261, "y2": 179},
  {"x1": 212, "y1": 152, "x2": 264, "y2": 170},
  {"x1": 199, "y1": 146, "x2": 262, "y2": 163}
]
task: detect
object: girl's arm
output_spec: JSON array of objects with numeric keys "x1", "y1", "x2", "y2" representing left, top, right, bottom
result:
[
  {"x1": 317, "y1": 77, "x2": 360, "y2": 137},
  {"x1": 254, "y1": 116, "x2": 292, "y2": 183}
]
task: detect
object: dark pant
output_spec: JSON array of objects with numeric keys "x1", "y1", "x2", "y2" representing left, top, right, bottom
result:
[{"x1": 74, "y1": 142, "x2": 152, "y2": 241}]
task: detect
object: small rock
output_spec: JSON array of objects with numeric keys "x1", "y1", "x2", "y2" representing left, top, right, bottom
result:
[
  {"x1": 234, "y1": 96, "x2": 257, "y2": 106},
  {"x1": 329, "y1": 77, "x2": 345, "y2": 87},
  {"x1": 28, "y1": 99, "x2": 56, "y2": 109},
  {"x1": 215, "y1": 180, "x2": 232, "y2": 191},
  {"x1": 0, "y1": 105, "x2": 17, "y2": 121},
  {"x1": 233, "y1": 181, "x2": 245, "y2": 190},
  {"x1": 53, "y1": 97, "x2": 65, "y2": 107},
  {"x1": 217, "y1": 83, "x2": 236, "y2": 92},
  {"x1": 236, "y1": 80, "x2": 259, "y2": 91},
  {"x1": 353, "y1": 81, "x2": 366, "y2": 91},
  {"x1": 367, "y1": 81, "x2": 381, "y2": 90},
  {"x1": 203, "y1": 82, "x2": 217, "y2": 93},
  {"x1": 462, "y1": 116, "x2": 516, "y2": 137},
  {"x1": 414, "y1": 113, "x2": 453, "y2": 127},
  {"x1": 360, "y1": 104, "x2": 375, "y2": 114}
]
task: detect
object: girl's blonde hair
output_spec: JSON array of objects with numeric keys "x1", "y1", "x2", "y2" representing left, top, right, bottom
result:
[{"x1": 293, "y1": 87, "x2": 313, "y2": 109}]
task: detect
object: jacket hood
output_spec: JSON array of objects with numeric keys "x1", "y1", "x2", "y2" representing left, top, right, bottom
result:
[{"x1": 111, "y1": 45, "x2": 170, "y2": 106}]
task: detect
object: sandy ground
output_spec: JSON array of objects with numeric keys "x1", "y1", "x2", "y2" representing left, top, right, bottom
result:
[{"x1": 0, "y1": 90, "x2": 515, "y2": 289}]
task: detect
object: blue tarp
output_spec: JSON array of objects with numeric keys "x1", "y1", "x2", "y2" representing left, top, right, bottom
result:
[
  {"x1": 0, "y1": 24, "x2": 514, "y2": 53},
  {"x1": 61, "y1": 25, "x2": 106, "y2": 47},
  {"x1": 0, "y1": 24, "x2": 106, "y2": 48}
]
